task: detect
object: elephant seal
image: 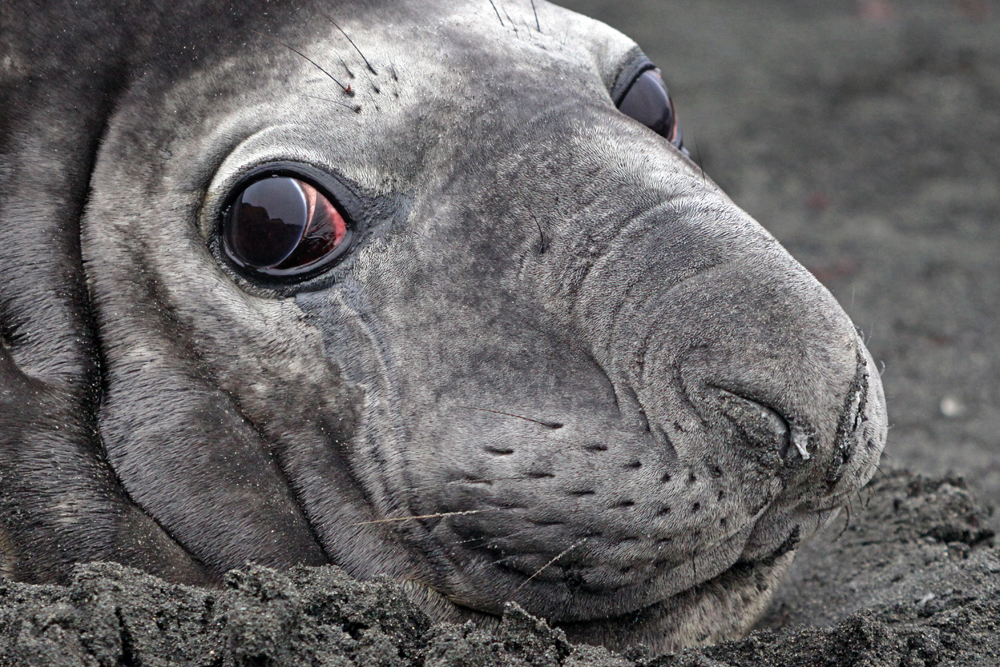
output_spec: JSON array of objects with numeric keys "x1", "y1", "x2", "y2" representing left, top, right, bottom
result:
[{"x1": 0, "y1": 0, "x2": 886, "y2": 654}]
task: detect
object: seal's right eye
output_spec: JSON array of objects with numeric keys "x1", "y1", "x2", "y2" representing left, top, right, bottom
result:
[
  {"x1": 223, "y1": 175, "x2": 351, "y2": 277},
  {"x1": 617, "y1": 68, "x2": 681, "y2": 148},
  {"x1": 611, "y1": 52, "x2": 687, "y2": 154}
]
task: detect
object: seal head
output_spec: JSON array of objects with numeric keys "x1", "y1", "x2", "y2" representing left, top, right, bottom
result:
[{"x1": 0, "y1": 0, "x2": 886, "y2": 653}]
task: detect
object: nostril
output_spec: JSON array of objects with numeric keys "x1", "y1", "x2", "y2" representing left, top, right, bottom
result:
[
  {"x1": 710, "y1": 387, "x2": 799, "y2": 464},
  {"x1": 826, "y1": 349, "x2": 873, "y2": 488}
]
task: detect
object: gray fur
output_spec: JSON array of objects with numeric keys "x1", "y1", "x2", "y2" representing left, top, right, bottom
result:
[{"x1": 0, "y1": 0, "x2": 886, "y2": 654}]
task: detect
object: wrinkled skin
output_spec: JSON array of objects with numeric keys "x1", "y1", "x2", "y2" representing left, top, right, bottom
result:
[{"x1": 0, "y1": 0, "x2": 886, "y2": 654}]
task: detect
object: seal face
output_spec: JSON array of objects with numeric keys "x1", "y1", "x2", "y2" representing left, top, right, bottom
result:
[{"x1": 0, "y1": 0, "x2": 886, "y2": 654}]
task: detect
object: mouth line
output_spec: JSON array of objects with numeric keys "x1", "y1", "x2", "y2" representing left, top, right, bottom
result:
[
  {"x1": 439, "y1": 516, "x2": 806, "y2": 627},
  {"x1": 565, "y1": 536, "x2": 800, "y2": 631},
  {"x1": 438, "y1": 536, "x2": 798, "y2": 634}
]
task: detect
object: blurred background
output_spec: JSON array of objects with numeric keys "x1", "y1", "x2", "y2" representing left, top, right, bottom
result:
[{"x1": 559, "y1": 0, "x2": 1000, "y2": 523}]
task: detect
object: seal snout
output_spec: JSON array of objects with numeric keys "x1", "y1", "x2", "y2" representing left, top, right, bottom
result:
[
  {"x1": 674, "y1": 311, "x2": 886, "y2": 497},
  {"x1": 409, "y1": 245, "x2": 889, "y2": 631},
  {"x1": 614, "y1": 252, "x2": 889, "y2": 584}
]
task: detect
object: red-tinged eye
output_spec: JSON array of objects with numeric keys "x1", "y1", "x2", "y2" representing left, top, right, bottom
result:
[
  {"x1": 223, "y1": 175, "x2": 351, "y2": 276},
  {"x1": 613, "y1": 60, "x2": 686, "y2": 153},
  {"x1": 618, "y1": 69, "x2": 677, "y2": 142}
]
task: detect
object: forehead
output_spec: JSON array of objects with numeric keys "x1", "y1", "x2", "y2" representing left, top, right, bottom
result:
[
  {"x1": 138, "y1": 0, "x2": 642, "y2": 121},
  {"x1": 103, "y1": 0, "x2": 647, "y2": 213},
  {"x1": 328, "y1": 0, "x2": 642, "y2": 89}
]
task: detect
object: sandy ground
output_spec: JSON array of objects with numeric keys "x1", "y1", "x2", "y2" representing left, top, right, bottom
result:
[{"x1": 2, "y1": 1, "x2": 999, "y2": 664}]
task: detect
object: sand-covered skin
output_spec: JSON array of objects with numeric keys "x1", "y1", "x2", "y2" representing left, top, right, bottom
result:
[{"x1": 1, "y1": 471, "x2": 996, "y2": 665}]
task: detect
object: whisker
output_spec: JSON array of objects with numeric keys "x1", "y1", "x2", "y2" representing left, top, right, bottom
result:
[
  {"x1": 444, "y1": 475, "x2": 535, "y2": 485},
  {"x1": 513, "y1": 538, "x2": 587, "y2": 593},
  {"x1": 351, "y1": 508, "x2": 501, "y2": 526},
  {"x1": 530, "y1": 0, "x2": 541, "y2": 32},
  {"x1": 503, "y1": 6, "x2": 518, "y2": 31},
  {"x1": 300, "y1": 93, "x2": 362, "y2": 113},
  {"x1": 325, "y1": 15, "x2": 378, "y2": 75},
  {"x1": 337, "y1": 57, "x2": 354, "y2": 79},
  {"x1": 834, "y1": 500, "x2": 852, "y2": 540},
  {"x1": 457, "y1": 405, "x2": 563, "y2": 429},
  {"x1": 453, "y1": 525, "x2": 538, "y2": 548},
  {"x1": 251, "y1": 30, "x2": 352, "y2": 95},
  {"x1": 530, "y1": 211, "x2": 548, "y2": 254},
  {"x1": 396, "y1": 475, "x2": 545, "y2": 496},
  {"x1": 691, "y1": 133, "x2": 707, "y2": 184},
  {"x1": 488, "y1": 0, "x2": 505, "y2": 26}
]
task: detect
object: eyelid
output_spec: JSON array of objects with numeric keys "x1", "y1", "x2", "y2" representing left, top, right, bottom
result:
[{"x1": 610, "y1": 50, "x2": 657, "y2": 107}]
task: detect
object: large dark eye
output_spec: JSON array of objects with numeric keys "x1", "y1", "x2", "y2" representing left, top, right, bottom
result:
[
  {"x1": 616, "y1": 67, "x2": 684, "y2": 151},
  {"x1": 223, "y1": 175, "x2": 351, "y2": 276}
]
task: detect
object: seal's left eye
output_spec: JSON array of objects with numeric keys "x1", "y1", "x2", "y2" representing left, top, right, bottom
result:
[
  {"x1": 223, "y1": 175, "x2": 351, "y2": 276},
  {"x1": 616, "y1": 68, "x2": 684, "y2": 151}
]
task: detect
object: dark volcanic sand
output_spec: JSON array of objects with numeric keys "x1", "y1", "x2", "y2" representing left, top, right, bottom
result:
[{"x1": 4, "y1": 0, "x2": 1000, "y2": 664}]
